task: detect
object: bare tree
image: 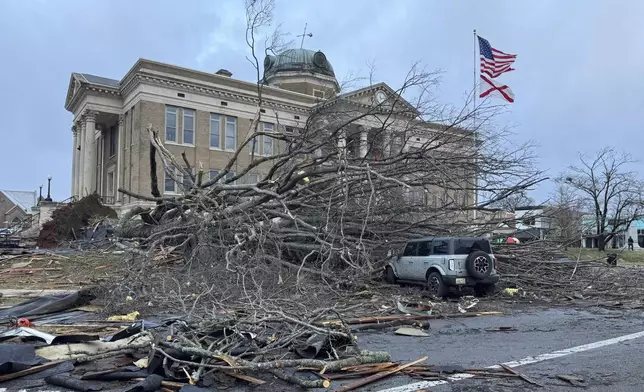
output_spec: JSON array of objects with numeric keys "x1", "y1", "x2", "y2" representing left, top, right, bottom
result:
[
  {"x1": 548, "y1": 182, "x2": 585, "y2": 246},
  {"x1": 489, "y1": 191, "x2": 534, "y2": 212},
  {"x1": 559, "y1": 147, "x2": 643, "y2": 251}
]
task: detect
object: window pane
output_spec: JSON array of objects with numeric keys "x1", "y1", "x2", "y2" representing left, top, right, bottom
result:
[
  {"x1": 247, "y1": 174, "x2": 258, "y2": 184},
  {"x1": 164, "y1": 170, "x2": 175, "y2": 192},
  {"x1": 210, "y1": 114, "x2": 220, "y2": 148},
  {"x1": 166, "y1": 107, "x2": 177, "y2": 142},
  {"x1": 432, "y1": 240, "x2": 449, "y2": 255},
  {"x1": 263, "y1": 136, "x2": 273, "y2": 156},
  {"x1": 183, "y1": 110, "x2": 194, "y2": 144},
  {"x1": 250, "y1": 137, "x2": 259, "y2": 154},
  {"x1": 453, "y1": 239, "x2": 492, "y2": 255},
  {"x1": 225, "y1": 117, "x2": 236, "y2": 150},
  {"x1": 402, "y1": 242, "x2": 417, "y2": 256},
  {"x1": 225, "y1": 171, "x2": 236, "y2": 184},
  {"x1": 417, "y1": 241, "x2": 432, "y2": 256}
]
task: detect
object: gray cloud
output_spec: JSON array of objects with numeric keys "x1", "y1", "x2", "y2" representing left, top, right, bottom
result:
[{"x1": 1, "y1": 0, "x2": 643, "y2": 202}]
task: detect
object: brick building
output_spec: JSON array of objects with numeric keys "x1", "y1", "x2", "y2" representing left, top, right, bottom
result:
[{"x1": 65, "y1": 48, "x2": 476, "y2": 215}]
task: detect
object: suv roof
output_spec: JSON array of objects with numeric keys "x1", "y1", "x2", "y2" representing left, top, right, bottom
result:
[{"x1": 407, "y1": 236, "x2": 489, "y2": 243}]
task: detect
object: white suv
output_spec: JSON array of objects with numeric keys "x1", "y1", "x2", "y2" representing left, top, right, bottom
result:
[{"x1": 384, "y1": 237, "x2": 500, "y2": 297}]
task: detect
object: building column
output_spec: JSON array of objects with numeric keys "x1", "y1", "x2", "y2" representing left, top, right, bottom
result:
[
  {"x1": 77, "y1": 120, "x2": 85, "y2": 197},
  {"x1": 71, "y1": 125, "x2": 78, "y2": 198},
  {"x1": 83, "y1": 110, "x2": 98, "y2": 194},
  {"x1": 359, "y1": 126, "x2": 368, "y2": 158},
  {"x1": 116, "y1": 115, "x2": 124, "y2": 202}
]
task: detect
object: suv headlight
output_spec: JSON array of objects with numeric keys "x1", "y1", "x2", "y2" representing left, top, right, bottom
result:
[{"x1": 448, "y1": 259, "x2": 455, "y2": 271}]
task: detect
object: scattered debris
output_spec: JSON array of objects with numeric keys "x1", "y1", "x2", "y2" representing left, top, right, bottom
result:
[
  {"x1": 485, "y1": 326, "x2": 517, "y2": 332},
  {"x1": 557, "y1": 373, "x2": 585, "y2": 386},
  {"x1": 394, "y1": 327, "x2": 429, "y2": 337}
]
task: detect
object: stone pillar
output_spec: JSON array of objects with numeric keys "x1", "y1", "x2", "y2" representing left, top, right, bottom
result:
[
  {"x1": 116, "y1": 115, "x2": 124, "y2": 202},
  {"x1": 71, "y1": 125, "x2": 78, "y2": 198},
  {"x1": 77, "y1": 120, "x2": 85, "y2": 197},
  {"x1": 83, "y1": 110, "x2": 98, "y2": 194},
  {"x1": 359, "y1": 126, "x2": 368, "y2": 158}
]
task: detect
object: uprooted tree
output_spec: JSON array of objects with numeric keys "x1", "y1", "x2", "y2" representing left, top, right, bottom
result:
[
  {"x1": 559, "y1": 147, "x2": 644, "y2": 251},
  {"x1": 118, "y1": 0, "x2": 544, "y2": 290}
]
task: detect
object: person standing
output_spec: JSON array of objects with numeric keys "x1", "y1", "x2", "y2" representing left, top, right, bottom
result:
[{"x1": 628, "y1": 236, "x2": 634, "y2": 251}]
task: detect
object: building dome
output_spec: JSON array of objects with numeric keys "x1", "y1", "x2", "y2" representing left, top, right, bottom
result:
[{"x1": 263, "y1": 49, "x2": 336, "y2": 79}]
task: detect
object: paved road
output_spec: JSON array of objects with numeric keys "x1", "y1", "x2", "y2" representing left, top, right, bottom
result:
[
  {"x1": 357, "y1": 306, "x2": 644, "y2": 391},
  {"x1": 4, "y1": 305, "x2": 644, "y2": 392}
]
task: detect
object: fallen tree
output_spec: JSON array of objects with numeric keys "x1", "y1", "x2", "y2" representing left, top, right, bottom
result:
[{"x1": 114, "y1": 0, "x2": 544, "y2": 317}]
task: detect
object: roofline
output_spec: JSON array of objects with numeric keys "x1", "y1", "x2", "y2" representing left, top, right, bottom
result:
[{"x1": 120, "y1": 58, "x2": 322, "y2": 104}]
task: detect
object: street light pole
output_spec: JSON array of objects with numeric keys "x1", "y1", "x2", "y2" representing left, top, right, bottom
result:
[
  {"x1": 45, "y1": 176, "x2": 52, "y2": 202},
  {"x1": 38, "y1": 185, "x2": 43, "y2": 202}
]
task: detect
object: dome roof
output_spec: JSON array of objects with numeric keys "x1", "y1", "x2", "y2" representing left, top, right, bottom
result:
[{"x1": 263, "y1": 49, "x2": 335, "y2": 79}]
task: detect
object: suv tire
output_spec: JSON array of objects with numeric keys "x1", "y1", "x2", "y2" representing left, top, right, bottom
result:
[
  {"x1": 427, "y1": 272, "x2": 448, "y2": 298},
  {"x1": 385, "y1": 266, "x2": 397, "y2": 284},
  {"x1": 474, "y1": 283, "x2": 496, "y2": 297},
  {"x1": 466, "y1": 251, "x2": 493, "y2": 279}
]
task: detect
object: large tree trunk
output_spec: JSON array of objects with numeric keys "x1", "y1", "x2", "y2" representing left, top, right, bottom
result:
[{"x1": 597, "y1": 234, "x2": 606, "y2": 251}]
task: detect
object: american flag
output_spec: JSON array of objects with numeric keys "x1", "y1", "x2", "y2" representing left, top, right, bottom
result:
[{"x1": 478, "y1": 36, "x2": 516, "y2": 79}]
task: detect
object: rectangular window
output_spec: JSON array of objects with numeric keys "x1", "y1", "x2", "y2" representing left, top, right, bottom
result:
[
  {"x1": 164, "y1": 169, "x2": 175, "y2": 193},
  {"x1": 109, "y1": 127, "x2": 117, "y2": 157},
  {"x1": 402, "y1": 242, "x2": 418, "y2": 257},
  {"x1": 165, "y1": 107, "x2": 177, "y2": 142},
  {"x1": 250, "y1": 137, "x2": 259, "y2": 154},
  {"x1": 247, "y1": 173, "x2": 258, "y2": 184},
  {"x1": 183, "y1": 109, "x2": 194, "y2": 145},
  {"x1": 432, "y1": 240, "x2": 449, "y2": 255},
  {"x1": 225, "y1": 171, "x2": 236, "y2": 184},
  {"x1": 263, "y1": 123, "x2": 274, "y2": 155},
  {"x1": 210, "y1": 114, "x2": 221, "y2": 148},
  {"x1": 225, "y1": 116, "x2": 236, "y2": 150},
  {"x1": 417, "y1": 241, "x2": 432, "y2": 256},
  {"x1": 313, "y1": 89, "x2": 325, "y2": 98}
]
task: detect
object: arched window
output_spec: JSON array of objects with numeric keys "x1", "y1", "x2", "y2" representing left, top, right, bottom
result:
[{"x1": 11, "y1": 217, "x2": 20, "y2": 225}]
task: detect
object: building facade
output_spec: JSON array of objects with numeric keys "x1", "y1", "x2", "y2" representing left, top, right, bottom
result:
[
  {"x1": 65, "y1": 49, "x2": 476, "y2": 215},
  {"x1": 0, "y1": 190, "x2": 38, "y2": 229}
]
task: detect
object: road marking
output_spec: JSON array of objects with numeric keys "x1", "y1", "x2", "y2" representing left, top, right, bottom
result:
[{"x1": 376, "y1": 329, "x2": 644, "y2": 392}]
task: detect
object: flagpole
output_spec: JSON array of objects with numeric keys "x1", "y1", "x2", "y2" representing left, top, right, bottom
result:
[
  {"x1": 473, "y1": 29, "x2": 477, "y2": 121},
  {"x1": 473, "y1": 29, "x2": 478, "y2": 220}
]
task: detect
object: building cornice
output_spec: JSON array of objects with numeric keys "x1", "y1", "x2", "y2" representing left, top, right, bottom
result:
[{"x1": 121, "y1": 72, "x2": 313, "y2": 114}]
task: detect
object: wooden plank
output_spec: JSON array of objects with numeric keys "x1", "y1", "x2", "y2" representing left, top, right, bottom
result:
[
  {"x1": 334, "y1": 356, "x2": 428, "y2": 392},
  {"x1": 0, "y1": 360, "x2": 65, "y2": 382},
  {"x1": 500, "y1": 364, "x2": 543, "y2": 387}
]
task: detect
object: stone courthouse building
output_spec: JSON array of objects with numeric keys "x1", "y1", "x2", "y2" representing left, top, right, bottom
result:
[{"x1": 65, "y1": 48, "x2": 475, "y2": 214}]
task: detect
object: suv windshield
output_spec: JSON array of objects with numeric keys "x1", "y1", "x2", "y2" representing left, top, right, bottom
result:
[{"x1": 453, "y1": 238, "x2": 492, "y2": 255}]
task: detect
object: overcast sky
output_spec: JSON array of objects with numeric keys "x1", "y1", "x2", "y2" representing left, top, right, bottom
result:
[{"x1": 1, "y1": 0, "x2": 643, "y2": 202}]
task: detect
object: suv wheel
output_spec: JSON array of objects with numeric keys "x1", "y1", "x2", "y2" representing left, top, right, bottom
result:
[
  {"x1": 466, "y1": 251, "x2": 493, "y2": 279},
  {"x1": 427, "y1": 272, "x2": 448, "y2": 298},
  {"x1": 385, "y1": 266, "x2": 397, "y2": 284},
  {"x1": 474, "y1": 283, "x2": 496, "y2": 297}
]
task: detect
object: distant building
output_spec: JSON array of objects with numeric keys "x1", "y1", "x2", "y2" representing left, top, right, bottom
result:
[
  {"x1": 0, "y1": 190, "x2": 38, "y2": 228},
  {"x1": 513, "y1": 206, "x2": 553, "y2": 242},
  {"x1": 581, "y1": 216, "x2": 644, "y2": 249}
]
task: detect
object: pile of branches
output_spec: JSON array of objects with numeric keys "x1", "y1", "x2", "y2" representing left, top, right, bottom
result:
[
  {"x1": 138, "y1": 306, "x2": 389, "y2": 389},
  {"x1": 495, "y1": 242, "x2": 644, "y2": 302},
  {"x1": 118, "y1": 77, "x2": 543, "y2": 289}
]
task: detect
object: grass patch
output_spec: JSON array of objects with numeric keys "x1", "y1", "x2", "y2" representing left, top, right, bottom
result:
[{"x1": 564, "y1": 247, "x2": 644, "y2": 265}]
